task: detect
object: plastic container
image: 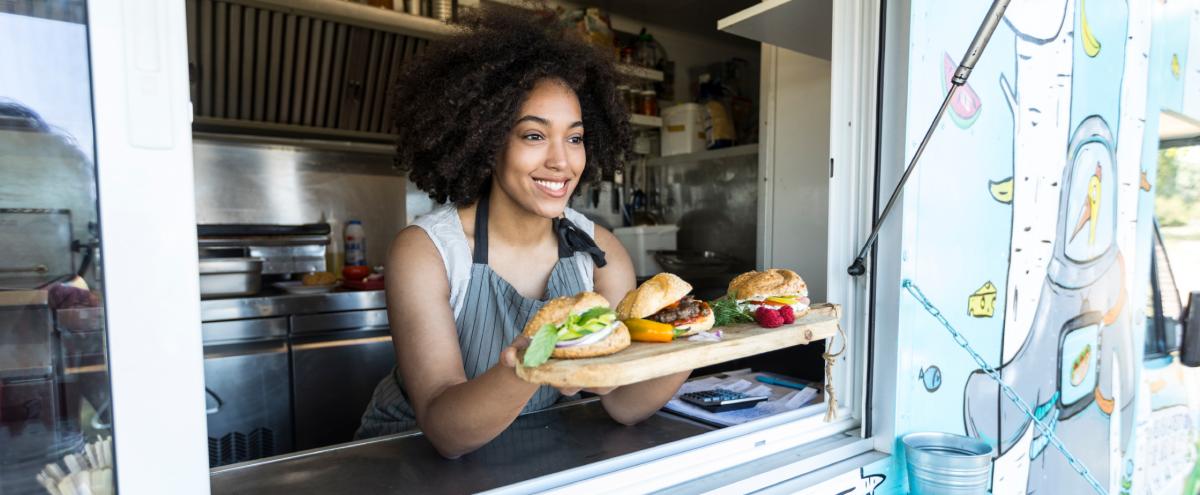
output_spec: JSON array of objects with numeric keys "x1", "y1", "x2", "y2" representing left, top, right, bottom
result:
[
  {"x1": 661, "y1": 103, "x2": 706, "y2": 156},
  {"x1": 612, "y1": 225, "x2": 679, "y2": 278},
  {"x1": 345, "y1": 220, "x2": 366, "y2": 267},
  {"x1": 902, "y1": 432, "x2": 993, "y2": 495}
]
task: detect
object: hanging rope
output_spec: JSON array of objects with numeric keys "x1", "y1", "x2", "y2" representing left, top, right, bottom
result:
[{"x1": 823, "y1": 322, "x2": 848, "y2": 421}]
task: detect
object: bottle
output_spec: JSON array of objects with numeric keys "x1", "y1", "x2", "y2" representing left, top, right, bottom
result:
[
  {"x1": 698, "y1": 74, "x2": 735, "y2": 149},
  {"x1": 322, "y1": 211, "x2": 344, "y2": 276},
  {"x1": 345, "y1": 220, "x2": 366, "y2": 266}
]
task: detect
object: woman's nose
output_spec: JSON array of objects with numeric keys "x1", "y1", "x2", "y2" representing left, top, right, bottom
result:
[{"x1": 546, "y1": 139, "x2": 568, "y2": 170}]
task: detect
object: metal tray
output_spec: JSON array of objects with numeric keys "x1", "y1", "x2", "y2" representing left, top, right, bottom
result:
[{"x1": 199, "y1": 258, "x2": 263, "y2": 299}]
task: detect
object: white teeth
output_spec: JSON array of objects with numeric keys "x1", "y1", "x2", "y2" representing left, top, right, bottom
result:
[{"x1": 535, "y1": 179, "x2": 566, "y2": 191}]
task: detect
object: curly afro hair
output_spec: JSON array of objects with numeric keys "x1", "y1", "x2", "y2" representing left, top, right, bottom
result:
[{"x1": 391, "y1": 4, "x2": 633, "y2": 206}]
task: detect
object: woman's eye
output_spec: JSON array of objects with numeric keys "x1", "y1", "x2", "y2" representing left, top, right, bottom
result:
[
  {"x1": 523, "y1": 133, "x2": 545, "y2": 141},
  {"x1": 568, "y1": 135, "x2": 584, "y2": 144}
]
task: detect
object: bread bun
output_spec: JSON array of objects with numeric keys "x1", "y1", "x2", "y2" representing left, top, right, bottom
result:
[
  {"x1": 615, "y1": 273, "x2": 693, "y2": 320},
  {"x1": 520, "y1": 291, "x2": 630, "y2": 359},
  {"x1": 727, "y1": 269, "x2": 807, "y2": 300},
  {"x1": 674, "y1": 310, "x2": 714, "y2": 337},
  {"x1": 551, "y1": 321, "x2": 630, "y2": 358},
  {"x1": 522, "y1": 291, "x2": 611, "y2": 337}
]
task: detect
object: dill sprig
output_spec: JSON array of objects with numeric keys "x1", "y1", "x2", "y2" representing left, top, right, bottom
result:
[{"x1": 709, "y1": 296, "x2": 753, "y2": 326}]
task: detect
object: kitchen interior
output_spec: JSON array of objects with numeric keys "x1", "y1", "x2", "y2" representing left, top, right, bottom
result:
[{"x1": 1, "y1": 0, "x2": 835, "y2": 491}]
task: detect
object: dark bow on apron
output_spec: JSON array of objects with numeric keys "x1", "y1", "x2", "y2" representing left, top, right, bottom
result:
[{"x1": 553, "y1": 217, "x2": 608, "y2": 268}]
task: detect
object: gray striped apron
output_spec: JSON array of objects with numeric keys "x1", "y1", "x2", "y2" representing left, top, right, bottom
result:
[{"x1": 356, "y1": 194, "x2": 594, "y2": 439}]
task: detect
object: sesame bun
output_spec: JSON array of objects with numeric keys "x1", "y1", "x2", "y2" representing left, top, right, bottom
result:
[
  {"x1": 522, "y1": 291, "x2": 630, "y2": 359},
  {"x1": 615, "y1": 273, "x2": 693, "y2": 320},
  {"x1": 727, "y1": 269, "x2": 808, "y2": 301}
]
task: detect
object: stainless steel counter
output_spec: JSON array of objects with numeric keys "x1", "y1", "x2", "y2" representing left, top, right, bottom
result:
[
  {"x1": 200, "y1": 290, "x2": 387, "y2": 322},
  {"x1": 208, "y1": 398, "x2": 715, "y2": 494}
]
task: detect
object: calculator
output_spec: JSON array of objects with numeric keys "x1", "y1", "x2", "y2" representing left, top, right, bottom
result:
[{"x1": 680, "y1": 388, "x2": 769, "y2": 412}]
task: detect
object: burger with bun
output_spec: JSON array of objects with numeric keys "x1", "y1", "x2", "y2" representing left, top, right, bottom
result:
[
  {"x1": 727, "y1": 268, "x2": 811, "y2": 318},
  {"x1": 521, "y1": 291, "x2": 630, "y2": 367},
  {"x1": 617, "y1": 273, "x2": 713, "y2": 337}
]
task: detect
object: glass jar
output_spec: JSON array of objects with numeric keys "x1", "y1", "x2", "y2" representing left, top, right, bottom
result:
[
  {"x1": 620, "y1": 47, "x2": 635, "y2": 66},
  {"x1": 616, "y1": 85, "x2": 634, "y2": 115},
  {"x1": 638, "y1": 89, "x2": 657, "y2": 116}
]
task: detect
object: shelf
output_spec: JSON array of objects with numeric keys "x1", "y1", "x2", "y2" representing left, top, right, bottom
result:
[
  {"x1": 717, "y1": 0, "x2": 831, "y2": 61},
  {"x1": 646, "y1": 143, "x2": 758, "y2": 167},
  {"x1": 615, "y1": 64, "x2": 665, "y2": 82},
  {"x1": 233, "y1": 0, "x2": 454, "y2": 39},
  {"x1": 629, "y1": 114, "x2": 663, "y2": 129}
]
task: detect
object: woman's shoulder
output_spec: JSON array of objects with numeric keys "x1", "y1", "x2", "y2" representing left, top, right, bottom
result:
[{"x1": 411, "y1": 203, "x2": 461, "y2": 230}]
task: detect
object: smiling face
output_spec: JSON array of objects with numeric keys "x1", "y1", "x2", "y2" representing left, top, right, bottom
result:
[{"x1": 493, "y1": 78, "x2": 587, "y2": 219}]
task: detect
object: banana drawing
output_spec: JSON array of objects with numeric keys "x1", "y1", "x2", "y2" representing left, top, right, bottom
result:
[
  {"x1": 1173, "y1": 54, "x2": 1182, "y2": 78},
  {"x1": 1071, "y1": 164, "x2": 1102, "y2": 245},
  {"x1": 1082, "y1": 0, "x2": 1101, "y2": 58},
  {"x1": 989, "y1": 177, "x2": 1014, "y2": 204}
]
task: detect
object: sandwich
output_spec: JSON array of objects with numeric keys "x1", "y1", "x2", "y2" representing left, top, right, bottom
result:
[
  {"x1": 727, "y1": 268, "x2": 811, "y2": 318},
  {"x1": 616, "y1": 273, "x2": 714, "y2": 337},
  {"x1": 521, "y1": 291, "x2": 630, "y2": 367}
]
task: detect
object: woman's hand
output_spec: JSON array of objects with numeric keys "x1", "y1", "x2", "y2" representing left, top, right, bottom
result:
[{"x1": 501, "y1": 337, "x2": 616, "y2": 397}]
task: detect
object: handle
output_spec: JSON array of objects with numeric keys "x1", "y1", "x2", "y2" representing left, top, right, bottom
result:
[
  {"x1": 205, "y1": 387, "x2": 224, "y2": 415},
  {"x1": 0, "y1": 264, "x2": 48, "y2": 274}
]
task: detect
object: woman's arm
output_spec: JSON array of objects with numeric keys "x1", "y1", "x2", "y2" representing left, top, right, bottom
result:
[
  {"x1": 590, "y1": 226, "x2": 691, "y2": 425},
  {"x1": 386, "y1": 227, "x2": 541, "y2": 458}
]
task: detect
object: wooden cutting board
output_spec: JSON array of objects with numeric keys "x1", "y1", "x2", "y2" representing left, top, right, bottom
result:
[{"x1": 515, "y1": 303, "x2": 842, "y2": 388}]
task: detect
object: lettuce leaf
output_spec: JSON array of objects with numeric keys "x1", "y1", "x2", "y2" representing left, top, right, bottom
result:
[{"x1": 523, "y1": 324, "x2": 559, "y2": 367}]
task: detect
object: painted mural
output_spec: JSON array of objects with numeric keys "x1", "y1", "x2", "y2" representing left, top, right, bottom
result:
[{"x1": 868, "y1": 0, "x2": 1200, "y2": 493}]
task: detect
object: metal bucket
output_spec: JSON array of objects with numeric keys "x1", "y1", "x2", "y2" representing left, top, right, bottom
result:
[{"x1": 903, "y1": 432, "x2": 993, "y2": 495}]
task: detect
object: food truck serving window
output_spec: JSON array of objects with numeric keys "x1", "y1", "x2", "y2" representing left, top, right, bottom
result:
[{"x1": 471, "y1": 3, "x2": 889, "y2": 492}]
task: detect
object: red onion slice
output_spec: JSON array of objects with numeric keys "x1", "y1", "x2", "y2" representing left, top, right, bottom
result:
[{"x1": 556, "y1": 323, "x2": 616, "y2": 348}]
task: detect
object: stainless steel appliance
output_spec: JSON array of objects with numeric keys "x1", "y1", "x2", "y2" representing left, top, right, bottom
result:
[
  {"x1": 0, "y1": 290, "x2": 66, "y2": 494},
  {"x1": 199, "y1": 291, "x2": 392, "y2": 459},
  {"x1": 290, "y1": 309, "x2": 394, "y2": 450},
  {"x1": 202, "y1": 317, "x2": 293, "y2": 467},
  {"x1": 0, "y1": 209, "x2": 74, "y2": 290},
  {"x1": 198, "y1": 223, "x2": 330, "y2": 277},
  {"x1": 198, "y1": 257, "x2": 264, "y2": 299}
]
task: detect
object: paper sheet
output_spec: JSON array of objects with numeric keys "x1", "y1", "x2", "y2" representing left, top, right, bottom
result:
[{"x1": 663, "y1": 369, "x2": 822, "y2": 427}]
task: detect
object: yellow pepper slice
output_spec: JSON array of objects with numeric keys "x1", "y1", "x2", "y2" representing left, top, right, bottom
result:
[
  {"x1": 765, "y1": 296, "x2": 797, "y2": 305},
  {"x1": 625, "y1": 318, "x2": 676, "y2": 343}
]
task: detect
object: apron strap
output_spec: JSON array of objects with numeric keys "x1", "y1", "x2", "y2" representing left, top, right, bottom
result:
[
  {"x1": 473, "y1": 187, "x2": 491, "y2": 264},
  {"x1": 472, "y1": 185, "x2": 607, "y2": 268}
]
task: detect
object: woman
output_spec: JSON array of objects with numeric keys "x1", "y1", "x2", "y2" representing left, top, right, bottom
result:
[{"x1": 356, "y1": 7, "x2": 689, "y2": 458}]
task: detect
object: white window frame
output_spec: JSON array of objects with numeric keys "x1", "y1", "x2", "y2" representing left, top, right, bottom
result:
[
  {"x1": 89, "y1": 0, "x2": 211, "y2": 493},
  {"x1": 79, "y1": 0, "x2": 888, "y2": 491},
  {"x1": 489, "y1": 0, "x2": 886, "y2": 492}
]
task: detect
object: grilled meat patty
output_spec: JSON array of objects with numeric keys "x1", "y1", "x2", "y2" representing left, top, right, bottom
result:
[{"x1": 648, "y1": 296, "x2": 710, "y2": 324}]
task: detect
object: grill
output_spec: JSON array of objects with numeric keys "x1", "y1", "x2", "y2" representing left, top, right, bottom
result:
[
  {"x1": 185, "y1": 0, "x2": 433, "y2": 141},
  {"x1": 208, "y1": 427, "x2": 276, "y2": 467}
]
